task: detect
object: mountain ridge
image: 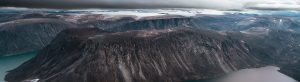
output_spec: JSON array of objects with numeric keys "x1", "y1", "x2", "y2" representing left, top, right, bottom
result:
[{"x1": 5, "y1": 28, "x2": 262, "y2": 82}]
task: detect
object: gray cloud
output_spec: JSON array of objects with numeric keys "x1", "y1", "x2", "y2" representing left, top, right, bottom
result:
[
  {"x1": 0, "y1": 0, "x2": 300, "y2": 10},
  {"x1": 0, "y1": 0, "x2": 242, "y2": 9},
  {"x1": 244, "y1": 0, "x2": 300, "y2": 10}
]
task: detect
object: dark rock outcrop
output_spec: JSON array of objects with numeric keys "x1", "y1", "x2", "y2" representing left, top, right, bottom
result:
[
  {"x1": 0, "y1": 18, "x2": 75, "y2": 56},
  {"x1": 5, "y1": 28, "x2": 261, "y2": 82}
]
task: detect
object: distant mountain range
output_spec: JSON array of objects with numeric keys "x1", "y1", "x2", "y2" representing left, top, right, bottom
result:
[{"x1": 2, "y1": 12, "x2": 300, "y2": 57}]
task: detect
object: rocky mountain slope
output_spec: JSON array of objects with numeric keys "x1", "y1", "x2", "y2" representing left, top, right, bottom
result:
[
  {"x1": 0, "y1": 18, "x2": 75, "y2": 56},
  {"x1": 5, "y1": 28, "x2": 262, "y2": 82}
]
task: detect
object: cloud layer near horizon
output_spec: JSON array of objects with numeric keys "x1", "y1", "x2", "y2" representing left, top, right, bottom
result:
[{"x1": 0, "y1": 0, "x2": 300, "y2": 10}]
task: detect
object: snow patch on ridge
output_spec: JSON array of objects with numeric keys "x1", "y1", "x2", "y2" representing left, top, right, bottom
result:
[{"x1": 23, "y1": 78, "x2": 39, "y2": 82}]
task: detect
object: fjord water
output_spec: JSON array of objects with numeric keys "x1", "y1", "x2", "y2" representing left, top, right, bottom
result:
[
  {"x1": 188, "y1": 66, "x2": 298, "y2": 82},
  {"x1": 217, "y1": 66, "x2": 298, "y2": 82},
  {"x1": 0, "y1": 53, "x2": 36, "y2": 82},
  {"x1": 185, "y1": 66, "x2": 298, "y2": 82}
]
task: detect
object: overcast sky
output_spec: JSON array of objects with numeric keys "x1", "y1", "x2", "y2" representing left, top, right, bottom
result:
[{"x1": 0, "y1": 0, "x2": 300, "y2": 10}]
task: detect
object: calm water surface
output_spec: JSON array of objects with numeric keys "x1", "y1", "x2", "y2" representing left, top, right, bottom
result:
[{"x1": 0, "y1": 53, "x2": 36, "y2": 82}]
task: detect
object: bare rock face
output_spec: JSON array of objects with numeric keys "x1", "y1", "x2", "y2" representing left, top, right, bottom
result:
[
  {"x1": 5, "y1": 28, "x2": 262, "y2": 82},
  {"x1": 0, "y1": 18, "x2": 75, "y2": 56}
]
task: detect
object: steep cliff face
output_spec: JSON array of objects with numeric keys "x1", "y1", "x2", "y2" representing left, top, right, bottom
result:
[
  {"x1": 0, "y1": 18, "x2": 75, "y2": 56},
  {"x1": 5, "y1": 28, "x2": 261, "y2": 82},
  {"x1": 107, "y1": 17, "x2": 194, "y2": 32},
  {"x1": 80, "y1": 16, "x2": 136, "y2": 29}
]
